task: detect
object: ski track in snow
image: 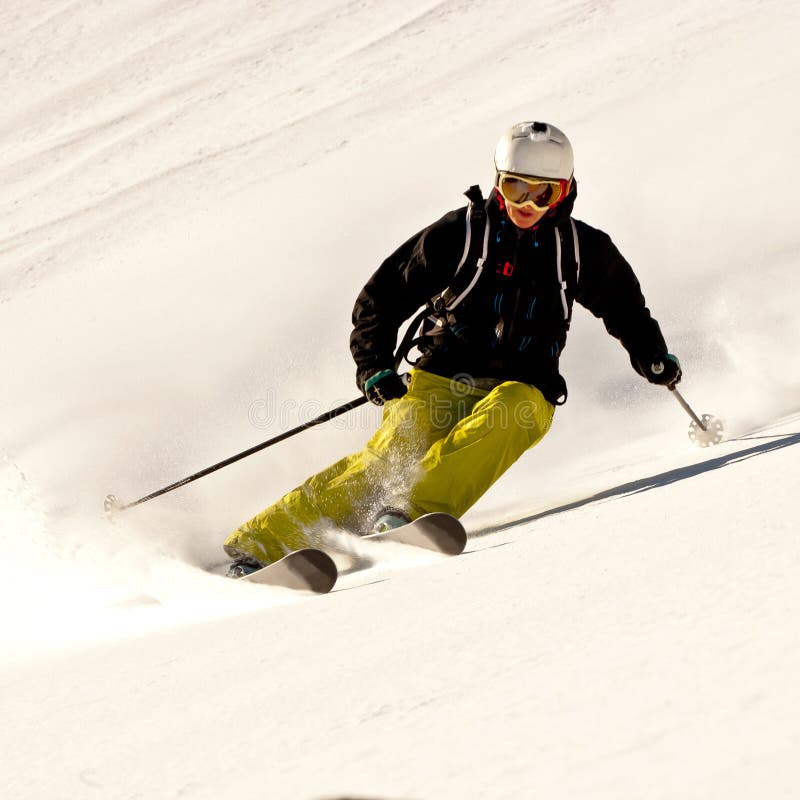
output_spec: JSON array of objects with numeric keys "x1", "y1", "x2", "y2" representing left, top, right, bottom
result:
[{"x1": 1, "y1": 0, "x2": 799, "y2": 798}]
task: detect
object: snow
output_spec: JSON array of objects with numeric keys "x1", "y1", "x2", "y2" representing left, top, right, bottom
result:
[{"x1": 1, "y1": 1, "x2": 799, "y2": 797}]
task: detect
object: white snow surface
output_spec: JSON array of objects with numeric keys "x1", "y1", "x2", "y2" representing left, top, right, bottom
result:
[{"x1": 2, "y1": 1, "x2": 799, "y2": 798}]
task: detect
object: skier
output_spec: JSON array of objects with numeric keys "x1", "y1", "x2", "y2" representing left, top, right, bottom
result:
[{"x1": 224, "y1": 120, "x2": 681, "y2": 576}]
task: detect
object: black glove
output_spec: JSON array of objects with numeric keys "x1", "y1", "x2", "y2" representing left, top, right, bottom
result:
[
  {"x1": 363, "y1": 369, "x2": 408, "y2": 406},
  {"x1": 640, "y1": 354, "x2": 682, "y2": 388}
]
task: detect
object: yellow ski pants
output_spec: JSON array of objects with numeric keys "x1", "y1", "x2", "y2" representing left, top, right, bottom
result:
[{"x1": 224, "y1": 369, "x2": 554, "y2": 564}]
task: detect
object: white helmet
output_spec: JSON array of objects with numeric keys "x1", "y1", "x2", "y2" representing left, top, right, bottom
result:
[{"x1": 494, "y1": 121, "x2": 574, "y2": 180}]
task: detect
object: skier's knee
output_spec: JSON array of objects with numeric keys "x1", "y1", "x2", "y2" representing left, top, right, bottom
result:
[{"x1": 491, "y1": 382, "x2": 553, "y2": 441}]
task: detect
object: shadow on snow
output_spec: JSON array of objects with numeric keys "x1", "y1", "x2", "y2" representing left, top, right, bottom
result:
[{"x1": 471, "y1": 430, "x2": 800, "y2": 538}]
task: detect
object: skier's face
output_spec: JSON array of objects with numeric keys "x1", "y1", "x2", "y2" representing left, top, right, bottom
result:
[{"x1": 506, "y1": 204, "x2": 547, "y2": 229}]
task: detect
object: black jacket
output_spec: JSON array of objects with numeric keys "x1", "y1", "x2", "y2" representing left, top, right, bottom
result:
[{"x1": 350, "y1": 184, "x2": 667, "y2": 405}]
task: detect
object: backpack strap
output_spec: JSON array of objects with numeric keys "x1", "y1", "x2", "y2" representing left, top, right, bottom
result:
[
  {"x1": 554, "y1": 218, "x2": 581, "y2": 322},
  {"x1": 394, "y1": 186, "x2": 490, "y2": 368},
  {"x1": 570, "y1": 218, "x2": 581, "y2": 285},
  {"x1": 434, "y1": 185, "x2": 491, "y2": 312}
]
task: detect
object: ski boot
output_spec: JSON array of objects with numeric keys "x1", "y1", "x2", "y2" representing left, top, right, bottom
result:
[
  {"x1": 371, "y1": 508, "x2": 411, "y2": 534},
  {"x1": 226, "y1": 554, "x2": 263, "y2": 579}
]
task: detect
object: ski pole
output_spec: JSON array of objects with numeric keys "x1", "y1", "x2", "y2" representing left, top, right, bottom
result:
[
  {"x1": 667, "y1": 386, "x2": 724, "y2": 447},
  {"x1": 105, "y1": 395, "x2": 369, "y2": 513},
  {"x1": 669, "y1": 386, "x2": 707, "y2": 431},
  {"x1": 651, "y1": 360, "x2": 709, "y2": 434},
  {"x1": 650, "y1": 361, "x2": 723, "y2": 446}
]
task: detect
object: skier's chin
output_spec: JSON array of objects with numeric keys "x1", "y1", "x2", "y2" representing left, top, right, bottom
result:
[{"x1": 507, "y1": 206, "x2": 546, "y2": 229}]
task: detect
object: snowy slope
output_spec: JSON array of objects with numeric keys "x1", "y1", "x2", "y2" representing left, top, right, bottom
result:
[{"x1": 1, "y1": 1, "x2": 799, "y2": 798}]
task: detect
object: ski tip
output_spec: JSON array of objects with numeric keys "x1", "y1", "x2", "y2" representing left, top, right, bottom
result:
[
  {"x1": 242, "y1": 548, "x2": 338, "y2": 593},
  {"x1": 366, "y1": 512, "x2": 467, "y2": 555},
  {"x1": 437, "y1": 528, "x2": 468, "y2": 555},
  {"x1": 422, "y1": 513, "x2": 468, "y2": 555},
  {"x1": 294, "y1": 548, "x2": 339, "y2": 593}
]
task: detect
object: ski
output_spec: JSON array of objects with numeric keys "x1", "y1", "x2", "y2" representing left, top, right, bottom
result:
[
  {"x1": 364, "y1": 512, "x2": 467, "y2": 555},
  {"x1": 240, "y1": 548, "x2": 338, "y2": 594}
]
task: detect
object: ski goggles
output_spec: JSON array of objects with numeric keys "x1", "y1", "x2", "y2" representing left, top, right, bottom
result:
[{"x1": 497, "y1": 172, "x2": 571, "y2": 211}]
